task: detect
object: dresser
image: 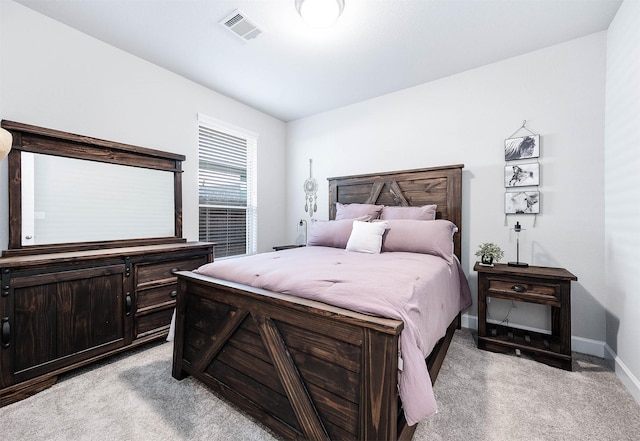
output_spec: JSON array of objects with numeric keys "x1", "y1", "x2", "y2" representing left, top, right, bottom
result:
[
  {"x1": 0, "y1": 120, "x2": 216, "y2": 406},
  {"x1": 0, "y1": 242, "x2": 212, "y2": 406}
]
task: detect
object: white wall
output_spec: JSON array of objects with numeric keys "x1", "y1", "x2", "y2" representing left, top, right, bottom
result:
[
  {"x1": 0, "y1": 1, "x2": 9, "y2": 248},
  {"x1": 604, "y1": 0, "x2": 640, "y2": 403},
  {"x1": 0, "y1": 0, "x2": 287, "y2": 253},
  {"x1": 287, "y1": 33, "x2": 608, "y2": 348}
]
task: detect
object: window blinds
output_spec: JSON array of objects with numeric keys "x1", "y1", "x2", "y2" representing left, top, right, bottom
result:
[{"x1": 198, "y1": 114, "x2": 257, "y2": 258}]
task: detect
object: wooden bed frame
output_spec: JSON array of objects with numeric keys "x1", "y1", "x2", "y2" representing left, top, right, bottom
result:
[{"x1": 172, "y1": 164, "x2": 464, "y2": 441}]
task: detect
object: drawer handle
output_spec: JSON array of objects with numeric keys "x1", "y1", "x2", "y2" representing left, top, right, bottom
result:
[
  {"x1": 125, "y1": 293, "x2": 132, "y2": 316},
  {"x1": 169, "y1": 290, "x2": 177, "y2": 299},
  {"x1": 512, "y1": 285, "x2": 527, "y2": 293},
  {"x1": 1, "y1": 317, "x2": 10, "y2": 348}
]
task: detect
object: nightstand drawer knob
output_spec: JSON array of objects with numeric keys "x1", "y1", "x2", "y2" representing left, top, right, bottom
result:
[{"x1": 512, "y1": 284, "x2": 527, "y2": 293}]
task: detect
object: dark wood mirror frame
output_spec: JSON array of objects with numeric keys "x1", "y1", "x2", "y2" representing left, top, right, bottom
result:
[{"x1": 1, "y1": 120, "x2": 186, "y2": 257}]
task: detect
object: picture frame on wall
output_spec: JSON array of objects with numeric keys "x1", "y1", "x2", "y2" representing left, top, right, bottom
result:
[
  {"x1": 504, "y1": 163, "x2": 540, "y2": 187},
  {"x1": 505, "y1": 134, "x2": 540, "y2": 160},
  {"x1": 505, "y1": 191, "x2": 540, "y2": 214}
]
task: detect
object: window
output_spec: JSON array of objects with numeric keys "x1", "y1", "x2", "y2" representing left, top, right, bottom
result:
[{"x1": 198, "y1": 114, "x2": 257, "y2": 258}]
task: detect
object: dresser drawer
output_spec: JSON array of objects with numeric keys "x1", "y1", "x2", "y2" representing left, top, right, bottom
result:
[
  {"x1": 136, "y1": 256, "x2": 208, "y2": 287},
  {"x1": 136, "y1": 306, "x2": 174, "y2": 337},
  {"x1": 137, "y1": 283, "x2": 177, "y2": 310},
  {"x1": 487, "y1": 277, "x2": 561, "y2": 306}
]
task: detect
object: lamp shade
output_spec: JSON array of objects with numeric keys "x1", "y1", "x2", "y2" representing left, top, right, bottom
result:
[
  {"x1": 295, "y1": 0, "x2": 345, "y2": 28},
  {"x1": 0, "y1": 127, "x2": 12, "y2": 160}
]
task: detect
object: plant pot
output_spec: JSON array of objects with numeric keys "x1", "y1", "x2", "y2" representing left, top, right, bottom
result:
[{"x1": 481, "y1": 255, "x2": 494, "y2": 266}]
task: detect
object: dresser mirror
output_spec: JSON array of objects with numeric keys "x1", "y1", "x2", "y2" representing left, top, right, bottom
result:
[{"x1": 2, "y1": 120, "x2": 185, "y2": 256}]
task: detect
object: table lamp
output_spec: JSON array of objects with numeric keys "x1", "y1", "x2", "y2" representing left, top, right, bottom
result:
[{"x1": 508, "y1": 221, "x2": 529, "y2": 267}]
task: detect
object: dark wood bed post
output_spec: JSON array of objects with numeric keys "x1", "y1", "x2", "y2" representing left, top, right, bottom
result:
[{"x1": 360, "y1": 327, "x2": 401, "y2": 439}]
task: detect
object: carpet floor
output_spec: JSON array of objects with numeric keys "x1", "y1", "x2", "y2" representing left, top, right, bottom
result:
[{"x1": 2, "y1": 328, "x2": 639, "y2": 440}]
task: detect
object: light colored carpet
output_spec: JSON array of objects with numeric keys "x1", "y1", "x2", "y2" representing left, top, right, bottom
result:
[
  {"x1": 2, "y1": 328, "x2": 639, "y2": 440},
  {"x1": 416, "y1": 330, "x2": 640, "y2": 440}
]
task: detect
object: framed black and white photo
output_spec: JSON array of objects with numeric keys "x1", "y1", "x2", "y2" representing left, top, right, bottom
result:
[
  {"x1": 505, "y1": 191, "x2": 540, "y2": 214},
  {"x1": 505, "y1": 134, "x2": 540, "y2": 160},
  {"x1": 504, "y1": 163, "x2": 539, "y2": 187}
]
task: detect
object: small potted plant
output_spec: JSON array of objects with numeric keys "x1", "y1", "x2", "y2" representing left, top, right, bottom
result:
[{"x1": 475, "y1": 242, "x2": 504, "y2": 267}]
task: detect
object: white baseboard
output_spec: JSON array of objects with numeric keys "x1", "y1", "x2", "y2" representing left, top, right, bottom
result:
[
  {"x1": 461, "y1": 312, "x2": 475, "y2": 330},
  {"x1": 605, "y1": 344, "x2": 640, "y2": 405},
  {"x1": 462, "y1": 313, "x2": 640, "y2": 405},
  {"x1": 571, "y1": 335, "x2": 606, "y2": 358}
]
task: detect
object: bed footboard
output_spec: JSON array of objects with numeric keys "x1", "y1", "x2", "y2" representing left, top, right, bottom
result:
[{"x1": 172, "y1": 271, "x2": 406, "y2": 441}]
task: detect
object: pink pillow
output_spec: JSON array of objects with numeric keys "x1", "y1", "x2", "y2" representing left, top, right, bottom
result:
[
  {"x1": 335, "y1": 202, "x2": 383, "y2": 220},
  {"x1": 381, "y1": 219, "x2": 457, "y2": 263},
  {"x1": 380, "y1": 204, "x2": 437, "y2": 220},
  {"x1": 307, "y1": 218, "x2": 362, "y2": 248}
]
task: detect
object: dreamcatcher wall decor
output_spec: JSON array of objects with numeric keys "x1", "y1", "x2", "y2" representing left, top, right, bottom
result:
[
  {"x1": 303, "y1": 158, "x2": 318, "y2": 217},
  {"x1": 504, "y1": 120, "x2": 541, "y2": 225}
]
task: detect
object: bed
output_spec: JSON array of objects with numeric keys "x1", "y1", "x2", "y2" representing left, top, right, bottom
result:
[{"x1": 171, "y1": 164, "x2": 470, "y2": 441}]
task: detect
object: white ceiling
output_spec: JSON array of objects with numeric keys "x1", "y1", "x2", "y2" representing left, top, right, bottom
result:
[{"x1": 14, "y1": 0, "x2": 622, "y2": 122}]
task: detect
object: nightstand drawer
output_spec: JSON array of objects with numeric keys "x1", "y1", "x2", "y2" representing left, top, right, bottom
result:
[{"x1": 487, "y1": 277, "x2": 561, "y2": 306}]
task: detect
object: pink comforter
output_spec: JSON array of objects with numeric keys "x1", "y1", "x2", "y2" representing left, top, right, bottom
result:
[{"x1": 194, "y1": 246, "x2": 471, "y2": 425}]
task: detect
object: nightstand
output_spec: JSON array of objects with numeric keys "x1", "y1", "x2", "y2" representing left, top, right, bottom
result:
[{"x1": 474, "y1": 262, "x2": 577, "y2": 370}]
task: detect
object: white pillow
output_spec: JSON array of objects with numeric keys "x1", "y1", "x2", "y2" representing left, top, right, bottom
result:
[{"x1": 346, "y1": 220, "x2": 388, "y2": 254}]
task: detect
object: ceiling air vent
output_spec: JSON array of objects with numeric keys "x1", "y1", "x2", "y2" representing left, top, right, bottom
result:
[{"x1": 220, "y1": 10, "x2": 262, "y2": 42}]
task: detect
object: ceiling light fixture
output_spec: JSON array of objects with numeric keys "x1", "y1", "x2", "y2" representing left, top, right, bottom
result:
[{"x1": 295, "y1": 0, "x2": 345, "y2": 28}]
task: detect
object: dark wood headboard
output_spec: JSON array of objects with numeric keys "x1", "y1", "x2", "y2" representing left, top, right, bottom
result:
[{"x1": 328, "y1": 164, "x2": 464, "y2": 260}]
